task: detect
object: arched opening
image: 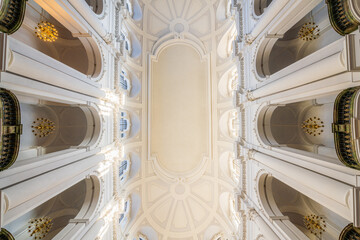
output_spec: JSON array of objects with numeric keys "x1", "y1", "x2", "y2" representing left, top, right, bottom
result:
[
  {"x1": 16, "y1": 92, "x2": 101, "y2": 162},
  {"x1": 219, "y1": 109, "x2": 239, "y2": 140},
  {"x1": 3, "y1": 176, "x2": 101, "y2": 240},
  {"x1": 254, "y1": 0, "x2": 273, "y2": 16},
  {"x1": 219, "y1": 151, "x2": 239, "y2": 183},
  {"x1": 257, "y1": 93, "x2": 341, "y2": 165},
  {"x1": 217, "y1": 23, "x2": 237, "y2": 59},
  {"x1": 85, "y1": 0, "x2": 104, "y2": 15},
  {"x1": 119, "y1": 156, "x2": 131, "y2": 183},
  {"x1": 119, "y1": 111, "x2": 131, "y2": 140},
  {"x1": 10, "y1": 0, "x2": 102, "y2": 78},
  {"x1": 119, "y1": 68, "x2": 132, "y2": 95},
  {"x1": 256, "y1": 1, "x2": 342, "y2": 77},
  {"x1": 218, "y1": 67, "x2": 238, "y2": 99},
  {"x1": 259, "y1": 174, "x2": 350, "y2": 239}
]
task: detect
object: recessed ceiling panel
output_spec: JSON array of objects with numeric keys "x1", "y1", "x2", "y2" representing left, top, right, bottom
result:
[{"x1": 150, "y1": 44, "x2": 209, "y2": 174}]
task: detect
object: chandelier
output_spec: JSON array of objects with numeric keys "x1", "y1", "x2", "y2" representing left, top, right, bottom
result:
[
  {"x1": 298, "y1": 22, "x2": 320, "y2": 41},
  {"x1": 28, "y1": 216, "x2": 53, "y2": 239},
  {"x1": 303, "y1": 214, "x2": 326, "y2": 237},
  {"x1": 31, "y1": 118, "x2": 55, "y2": 138},
  {"x1": 301, "y1": 117, "x2": 324, "y2": 136},
  {"x1": 35, "y1": 21, "x2": 58, "y2": 42}
]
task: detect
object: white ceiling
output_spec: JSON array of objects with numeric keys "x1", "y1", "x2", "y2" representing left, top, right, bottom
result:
[
  {"x1": 151, "y1": 44, "x2": 209, "y2": 174},
  {"x1": 126, "y1": 0, "x2": 238, "y2": 239}
]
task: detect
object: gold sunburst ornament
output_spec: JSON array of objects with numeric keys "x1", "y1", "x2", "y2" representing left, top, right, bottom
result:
[
  {"x1": 301, "y1": 116, "x2": 324, "y2": 136},
  {"x1": 31, "y1": 118, "x2": 55, "y2": 138},
  {"x1": 28, "y1": 217, "x2": 53, "y2": 239},
  {"x1": 298, "y1": 22, "x2": 320, "y2": 41},
  {"x1": 304, "y1": 214, "x2": 326, "y2": 237},
  {"x1": 35, "y1": 21, "x2": 58, "y2": 42}
]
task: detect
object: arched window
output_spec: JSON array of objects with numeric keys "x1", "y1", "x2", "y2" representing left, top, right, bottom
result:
[
  {"x1": 119, "y1": 68, "x2": 132, "y2": 94},
  {"x1": 119, "y1": 160, "x2": 127, "y2": 176},
  {"x1": 125, "y1": 0, "x2": 134, "y2": 17},
  {"x1": 119, "y1": 197, "x2": 131, "y2": 224},
  {"x1": 119, "y1": 111, "x2": 131, "y2": 140},
  {"x1": 119, "y1": 156, "x2": 131, "y2": 182},
  {"x1": 120, "y1": 30, "x2": 132, "y2": 56},
  {"x1": 120, "y1": 118, "x2": 128, "y2": 131}
]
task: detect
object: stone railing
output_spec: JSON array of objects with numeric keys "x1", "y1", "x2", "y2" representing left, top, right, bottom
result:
[
  {"x1": 0, "y1": 0, "x2": 27, "y2": 34},
  {"x1": 0, "y1": 88, "x2": 22, "y2": 171},
  {"x1": 332, "y1": 87, "x2": 360, "y2": 169},
  {"x1": 326, "y1": 0, "x2": 360, "y2": 35},
  {"x1": 339, "y1": 224, "x2": 360, "y2": 239}
]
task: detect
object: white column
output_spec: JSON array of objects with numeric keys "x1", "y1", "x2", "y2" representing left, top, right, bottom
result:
[
  {"x1": 249, "y1": 209, "x2": 281, "y2": 240},
  {"x1": 250, "y1": 50, "x2": 346, "y2": 100},
  {"x1": 6, "y1": 38, "x2": 104, "y2": 99},
  {"x1": 79, "y1": 219, "x2": 105, "y2": 240},
  {"x1": 1, "y1": 154, "x2": 104, "y2": 225},
  {"x1": 251, "y1": 150, "x2": 354, "y2": 221},
  {"x1": 68, "y1": 0, "x2": 109, "y2": 40},
  {"x1": 246, "y1": 0, "x2": 290, "y2": 43}
]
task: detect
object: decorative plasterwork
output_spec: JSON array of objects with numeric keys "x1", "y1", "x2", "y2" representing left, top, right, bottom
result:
[{"x1": 125, "y1": 0, "x2": 239, "y2": 238}]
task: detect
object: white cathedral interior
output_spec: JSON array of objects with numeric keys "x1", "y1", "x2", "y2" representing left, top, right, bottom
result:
[{"x1": 0, "y1": 0, "x2": 359, "y2": 239}]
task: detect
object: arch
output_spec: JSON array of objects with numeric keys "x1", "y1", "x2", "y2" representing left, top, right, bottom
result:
[
  {"x1": 4, "y1": 175, "x2": 102, "y2": 240},
  {"x1": 10, "y1": 0, "x2": 104, "y2": 80},
  {"x1": 253, "y1": 0, "x2": 273, "y2": 16},
  {"x1": 256, "y1": 93, "x2": 341, "y2": 165},
  {"x1": 219, "y1": 109, "x2": 239, "y2": 140},
  {"x1": 151, "y1": 37, "x2": 207, "y2": 62},
  {"x1": 217, "y1": 23, "x2": 237, "y2": 59},
  {"x1": 258, "y1": 173, "x2": 350, "y2": 239},
  {"x1": 16, "y1": 94, "x2": 102, "y2": 162},
  {"x1": 85, "y1": 0, "x2": 104, "y2": 15},
  {"x1": 219, "y1": 151, "x2": 239, "y2": 183},
  {"x1": 255, "y1": 1, "x2": 342, "y2": 78},
  {"x1": 218, "y1": 66, "x2": 238, "y2": 98},
  {"x1": 120, "y1": 25, "x2": 142, "y2": 59}
]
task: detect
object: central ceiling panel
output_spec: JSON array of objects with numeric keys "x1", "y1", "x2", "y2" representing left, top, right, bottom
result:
[{"x1": 150, "y1": 44, "x2": 209, "y2": 174}]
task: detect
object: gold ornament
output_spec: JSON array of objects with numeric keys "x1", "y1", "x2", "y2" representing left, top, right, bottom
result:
[
  {"x1": 28, "y1": 217, "x2": 53, "y2": 240},
  {"x1": 31, "y1": 118, "x2": 55, "y2": 138},
  {"x1": 303, "y1": 214, "x2": 326, "y2": 237},
  {"x1": 298, "y1": 22, "x2": 320, "y2": 41},
  {"x1": 301, "y1": 116, "x2": 324, "y2": 136},
  {"x1": 35, "y1": 21, "x2": 58, "y2": 42}
]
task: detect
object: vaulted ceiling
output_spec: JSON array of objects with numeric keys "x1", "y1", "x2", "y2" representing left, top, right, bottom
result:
[{"x1": 124, "y1": 0, "x2": 238, "y2": 239}]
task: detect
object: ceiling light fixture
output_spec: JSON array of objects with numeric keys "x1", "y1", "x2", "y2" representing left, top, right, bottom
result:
[{"x1": 35, "y1": 21, "x2": 58, "y2": 42}]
